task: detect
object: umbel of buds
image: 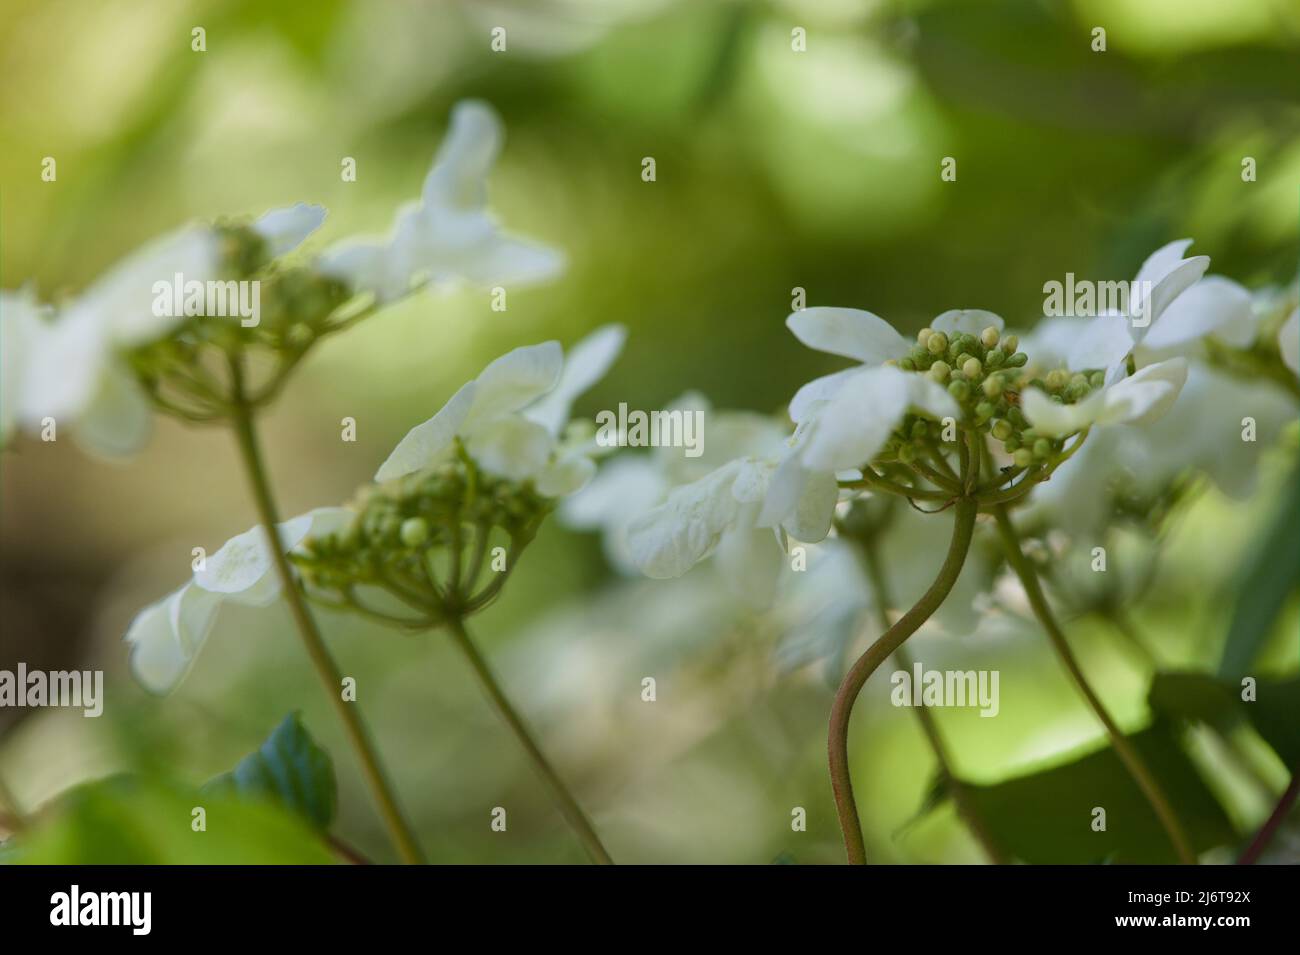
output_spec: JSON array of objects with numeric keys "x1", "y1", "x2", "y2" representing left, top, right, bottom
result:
[
  {"x1": 292, "y1": 452, "x2": 552, "y2": 629},
  {"x1": 130, "y1": 222, "x2": 355, "y2": 423}
]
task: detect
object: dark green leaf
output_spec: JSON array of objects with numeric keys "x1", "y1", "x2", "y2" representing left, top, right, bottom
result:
[
  {"x1": 1219, "y1": 464, "x2": 1300, "y2": 678},
  {"x1": 1150, "y1": 671, "x2": 1300, "y2": 767},
  {"x1": 205, "y1": 712, "x2": 337, "y2": 830},
  {"x1": 931, "y1": 722, "x2": 1235, "y2": 863}
]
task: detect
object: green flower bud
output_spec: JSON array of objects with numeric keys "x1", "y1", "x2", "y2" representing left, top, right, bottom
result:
[
  {"x1": 991, "y1": 419, "x2": 1013, "y2": 440},
  {"x1": 975, "y1": 401, "x2": 995, "y2": 422},
  {"x1": 899, "y1": 357, "x2": 916, "y2": 371},
  {"x1": 981, "y1": 326, "x2": 1000, "y2": 348},
  {"x1": 1006, "y1": 352, "x2": 1028, "y2": 368},
  {"x1": 399, "y1": 517, "x2": 430, "y2": 548},
  {"x1": 917, "y1": 327, "x2": 933, "y2": 347},
  {"x1": 928, "y1": 360, "x2": 951, "y2": 383},
  {"x1": 927, "y1": 331, "x2": 949, "y2": 355},
  {"x1": 1033, "y1": 438, "x2": 1051, "y2": 459},
  {"x1": 1012, "y1": 448, "x2": 1034, "y2": 468},
  {"x1": 1001, "y1": 334, "x2": 1019, "y2": 354},
  {"x1": 985, "y1": 349, "x2": 1006, "y2": 370},
  {"x1": 947, "y1": 379, "x2": 971, "y2": 402},
  {"x1": 1003, "y1": 435, "x2": 1021, "y2": 452},
  {"x1": 1045, "y1": 369, "x2": 1069, "y2": 391},
  {"x1": 898, "y1": 443, "x2": 918, "y2": 464},
  {"x1": 911, "y1": 420, "x2": 929, "y2": 439},
  {"x1": 1089, "y1": 371, "x2": 1105, "y2": 389},
  {"x1": 963, "y1": 357, "x2": 983, "y2": 378},
  {"x1": 982, "y1": 375, "x2": 1002, "y2": 398}
]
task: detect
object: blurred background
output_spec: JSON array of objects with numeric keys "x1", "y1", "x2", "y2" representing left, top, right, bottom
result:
[{"x1": 2, "y1": 0, "x2": 1298, "y2": 863}]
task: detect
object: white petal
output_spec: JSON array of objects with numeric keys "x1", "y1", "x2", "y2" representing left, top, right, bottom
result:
[
  {"x1": 20, "y1": 305, "x2": 110, "y2": 424},
  {"x1": 1279, "y1": 308, "x2": 1299, "y2": 376},
  {"x1": 786, "y1": 307, "x2": 910, "y2": 364},
  {"x1": 625, "y1": 461, "x2": 746, "y2": 578},
  {"x1": 535, "y1": 454, "x2": 596, "y2": 497},
  {"x1": 92, "y1": 225, "x2": 222, "y2": 346},
  {"x1": 1, "y1": 289, "x2": 44, "y2": 443},
  {"x1": 465, "y1": 341, "x2": 563, "y2": 428},
  {"x1": 787, "y1": 466, "x2": 838, "y2": 543},
  {"x1": 465, "y1": 414, "x2": 555, "y2": 480},
  {"x1": 559, "y1": 455, "x2": 666, "y2": 529},
  {"x1": 788, "y1": 368, "x2": 859, "y2": 423},
  {"x1": 1102, "y1": 358, "x2": 1187, "y2": 428},
  {"x1": 317, "y1": 239, "x2": 405, "y2": 302},
  {"x1": 1131, "y1": 240, "x2": 1210, "y2": 333},
  {"x1": 298, "y1": 506, "x2": 358, "y2": 546},
  {"x1": 800, "y1": 367, "x2": 908, "y2": 472},
  {"x1": 452, "y1": 234, "x2": 566, "y2": 288},
  {"x1": 421, "y1": 100, "x2": 502, "y2": 213},
  {"x1": 1021, "y1": 388, "x2": 1106, "y2": 438},
  {"x1": 125, "y1": 583, "x2": 220, "y2": 694},
  {"x1": 254, "y1": 203, "x2": 327, "y2": 257},
  {"x1": 902, "y1": 371, "x2": 962, "y2": 420},
  {"x1": 375, "y1": 381, "x2": 476, "y2": 482},
  {"x1": 1143, "y1": 276, "x2": 1253, "y2": 352},
  {"x1": 525, "y1": 324, "x2": 627, "y2": 434},
  {"x1": 195, "y1": 512, "x2": 315, "y2": 604},
  {"x1": 714, "y1": 521, "x2": 783, "y2": 609},
  {"x1": 72, "y1": 362, "x2": 154, "y2": 457},
  {"x1": 931, "y1": 309, "x2": 1004, "y2": 337},
  {"x1": 1065, "y1": 313, "x2": 1133, "y2": 375}
]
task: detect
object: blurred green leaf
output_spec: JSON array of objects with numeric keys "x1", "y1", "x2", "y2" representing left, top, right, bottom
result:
[
  {"x1": 1218, "y1": 463, "x2": 1300, "y2": 678},
  {"x1": 11, "y1": 776, "x2": 336, "y2": 864},
  {"x1": 205, "y1": 712, "x2": 337, "y2": 830},
  {"x1": 1150, "y1": 671, "x2": 1300, "y2": 767},
  {"x1": 932, "y1": 722, "x2": 1234, "y2": 863}
]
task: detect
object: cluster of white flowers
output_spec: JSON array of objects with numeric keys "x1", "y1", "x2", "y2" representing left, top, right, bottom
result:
[{"x1": 0, "y1": 100, "x2": 559, "y2": 457}]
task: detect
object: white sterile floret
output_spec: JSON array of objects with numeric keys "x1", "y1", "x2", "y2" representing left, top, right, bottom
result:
[
  {"x1": 125, "y1": 507, "x2": 355, "y2": 693},
  {"x1": 319, "y1": 100, "x2": 563, "y2": 302},
  {"x1": 374, "y1": 325, "x2": 625, "y2": 493}
]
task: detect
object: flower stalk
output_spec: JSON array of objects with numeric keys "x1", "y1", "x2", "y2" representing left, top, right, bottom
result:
[
  {"x1": 229, "y1": 368, "x2": 425, "y2": 865},
  {"x1": 992, "y1": 505, "x2": 1196, "y2": 865},
  {"x1": 445, "y1": 616, "x2": 614, "y2": 865},
  {"x1": 828, "y1": 493, "x2": 979, "y2": 864}
]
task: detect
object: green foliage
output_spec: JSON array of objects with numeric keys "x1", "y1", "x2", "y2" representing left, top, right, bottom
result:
[
  {"x1": 9, "y1": 775, "x2": 336, "y2": 865},
  {"x1": 934, "y1": 722, "x2": 1235, "y2": 864},
  {"x1": 1218, "y1": 464, "x2": 1300, "y2": 679},
  {"x1": 204, "y1": 712, "x2": 337, "y2": 831},
  {"x1": 1150, "y1": 671, "x2": 1300, "y2": 767}
]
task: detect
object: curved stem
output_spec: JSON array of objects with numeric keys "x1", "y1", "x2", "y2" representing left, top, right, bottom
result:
[
  {"x1": 445, "y1": 616, "x2": 615, "y2": 864},
  {"x1": 229, "y1": 389, "x2": 425, "y2": 865},
  {"x1": 858, "y1": 538, "x2": 1007, "y2": 864},
  {"x1": 993, "y1": 505, "x2": 1196, "y2": 865},
  {"x1": 1238, "y1": 769, "x2": 1300, "y2": 865},
  {"x1": 829, "y1": 496, "x2": 978, "y2": 864}
]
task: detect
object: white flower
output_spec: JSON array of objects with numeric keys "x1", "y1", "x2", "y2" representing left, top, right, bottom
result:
[
  {"x1": 10, "y1": 205, "x2": 323, "y2": 457},
  {"x1": 0, "y1": 288, "x2": 47, "y2": 446},
  {"x1": 125, "y1": 507, "x2": 354, "y2": 693},
  {"x1": 319, "y1": 100, "x2": 563, "y2": 302},
  {"x1": 785, "y1": 306, "x2": 999, "y2": 420},
  {"x1": 1050, "y1": 240, "x2": 1219, "y2": 382},
  {"x1": 1021, "y1": 358, "x2": 1189, "y2": 438},
  {"x1": 375, "y1": 324, "x2": 625, "y2": 494}
]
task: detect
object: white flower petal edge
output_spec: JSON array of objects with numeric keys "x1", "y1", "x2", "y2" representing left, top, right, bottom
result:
[
  {"x1": 785, "y1": 307, "x2": 911, "y2": 364},
  {"x1": 254, "y1": 203, "x2": 327, "y2": 257},
  {"x1": 0, "y1": 288, "x2": 45, "y2": 444},
  {"x1": 318, "y1": 100, "x2": 563, "y2": 301},
  {"x1": 126, "y1": 508, "x2": 356, "y2": 694},
  {"x1": 625, "y1": 460, "x2": 749, "y2": 579},
  {"x1": 1131, "y1": 239, "x2": 1210, "y2": 336},
  {"x1": 1142, "y1": 275, "x2": 1254, "y2": 353},
  {"x1": 375, "y1": 326, "x2": 625, "y2": 489},
  {"x1": 1022, "y1": 358, "x2": 1188, "y2": 438},
  {"x1": 931, "y1": 309, "x2": 1005, "y2": 338}
]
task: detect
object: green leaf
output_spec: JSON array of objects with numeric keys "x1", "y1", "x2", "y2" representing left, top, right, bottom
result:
[
  {"x1": 932, "y1": 721, "x2": 1235, "y2": 863},
  {"x1": 205, "y1": 712, "x2": 337, "y2": 830},
  {"x1": 1149, "y1": 671, "x2": 1300, "y2": 767},
  {"x1": 10, "y1": 776, "x2": 336, "y2": 865},
  {"x1": 1218, "y1": 464, "x2": 1300, "y2": 678}
]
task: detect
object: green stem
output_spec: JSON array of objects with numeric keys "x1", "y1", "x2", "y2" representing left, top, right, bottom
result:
[
  {"x1": 828, "y1": 496, "x2": 978, "y2": 864},
  {"x1": 446, "y1": 616, "x2": 614, "y2": 864},
  {"x1": 993, "y1": 505, "x2": 1197, "y2": 865},
  {"x1": 229, "y1": 389, "x2": 425, "y2": 865},
  {"x1": 859, "y1": 539, "x2": 1007, "y2": 864}
]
